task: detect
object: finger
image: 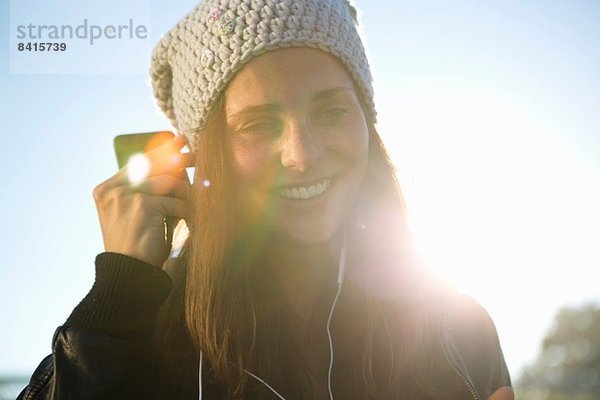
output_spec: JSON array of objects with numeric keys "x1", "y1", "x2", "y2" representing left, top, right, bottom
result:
[
  {"x1": 103, "y1": 135, "x2": 193, "y2": 191},
  {"x1": 145, "y1": 132, "x2": 187, "y2": 154},
  {"x1": 488, "y1": 386, "x2": 514, "y2": 400},
  {"x1": 134, "y1": 174, "x2": 191, "y2": 199},
  {"x1": 138, "y1": 194, "x2": 189, "y2": 220},
  {"x1": 154, "y1": 151, "x2": 195, "y2": 171},
  {"x1": 109, "y1": 140, "x2": 192, "y2": 187},
  {"x1": 153, "y1": 196, "x2": 189, "y2": 220},
  {"x1": 144, "y1": 134, "x2": 186, "y2": 165},
  {"x1": 147, "y1": 148, "x2": 194, "y2": 178}
]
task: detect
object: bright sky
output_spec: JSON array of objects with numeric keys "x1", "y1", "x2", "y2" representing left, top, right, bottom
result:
[{"x1": 1, "y1": 0, "x2": 598, "y2": 383}]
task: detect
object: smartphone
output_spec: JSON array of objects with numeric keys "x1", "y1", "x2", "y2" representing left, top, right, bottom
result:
[
  {"x1": 113, "y1": 130, "x2": 190, "y2": 255},
  {"x1": 113, "y1": 130, "x2": 175, "y2": 169}
]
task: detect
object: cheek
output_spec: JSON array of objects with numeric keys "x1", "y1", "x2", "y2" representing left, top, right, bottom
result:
[
  {"x1": 331, "y1": 121, "x2": 369, "y2": 163},
  {"x1": 353, "y1": 130, "x2": 369, "y2": 159},
  {"x1": 227, "y1": 140, "x2": 274, "y2": 184},
  {"x1": 226, "y1": 140, "x2": 280, "y2": 224}
]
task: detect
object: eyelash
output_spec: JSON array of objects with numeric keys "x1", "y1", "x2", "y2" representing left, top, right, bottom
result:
[
  {"x1": 317, "y1": 106, "x2": 350, "y2": 121},
  {"x1": 240, "y1": 120, "x2": 281, "y2": 135},
  {"x1": 236, "y1": 106, "x2": 351, "y2": 136}
]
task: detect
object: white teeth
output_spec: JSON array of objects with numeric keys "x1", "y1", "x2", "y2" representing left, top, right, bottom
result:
[{"x1": 278, "y1": 178, "x2": 332, "y2": 200}]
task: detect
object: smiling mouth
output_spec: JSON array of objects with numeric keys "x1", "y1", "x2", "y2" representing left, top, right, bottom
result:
[{"x1": 277, "y1": 177, "x2": 333, "y2": 200}]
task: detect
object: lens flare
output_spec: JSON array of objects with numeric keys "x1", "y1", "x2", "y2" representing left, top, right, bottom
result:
[
  {"x1": 126, "y1": 153, "x2": 151, "y2": 185},
  {"x1": 202, "y1": 179, "x2": 211, "y2": 188}
]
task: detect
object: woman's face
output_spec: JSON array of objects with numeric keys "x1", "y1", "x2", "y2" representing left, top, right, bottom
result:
[{"x1": 224, "y1": 47, "x2": 369, "y2": 244}]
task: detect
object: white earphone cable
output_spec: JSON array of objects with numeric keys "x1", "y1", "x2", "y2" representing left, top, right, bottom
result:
[
  {"x1": 327, "y1": 280, "x2": 343, "y2": 400},
  {"x1": 198, "y1": 348, "x2": 203, "y2": 400},
  {"x1": 328, "y1": 232, "x2": 346, "y2": 400},
  {"x1": 243, "y1": 369, "x2": 288, "y2": 400},
  {"x1": 199, "y1": 236, "x2": 347, "y2": 400}
]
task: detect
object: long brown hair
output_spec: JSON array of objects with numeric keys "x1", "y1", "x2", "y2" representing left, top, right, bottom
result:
[{"x1": 153, "y1": 87, "x2": 460, "y2": 399}]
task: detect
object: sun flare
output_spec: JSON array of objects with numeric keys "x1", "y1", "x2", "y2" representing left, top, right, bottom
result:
[{"x1": 126, "y1": 153, "x2": 151, "y2": 186}]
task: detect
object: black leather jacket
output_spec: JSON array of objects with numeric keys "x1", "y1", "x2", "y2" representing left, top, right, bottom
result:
[{"x1": 17, "y1": 253, "x2": 511, "y2": 400}]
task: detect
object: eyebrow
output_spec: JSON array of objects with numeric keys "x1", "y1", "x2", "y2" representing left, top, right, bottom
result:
[
  {"x1": 229, "y1": 103, "x2": 282, "y2": 118},
  {"x1": 311, "y1": 86, "x2": 353, "y2": 102},
  {"x1": 227, "y1": 87, "x2": 354, "y2": 119}
]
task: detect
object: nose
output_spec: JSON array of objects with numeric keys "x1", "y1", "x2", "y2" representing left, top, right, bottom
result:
[{"x1": 279, "y1": 120, "x2": 323, "y2": 173}]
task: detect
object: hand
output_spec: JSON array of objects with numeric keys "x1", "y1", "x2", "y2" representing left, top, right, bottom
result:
[
  {"x1": 93, "y1": 135, "x2": 194, "y2": 267},
  {"x1": 488, "y1": 386, "x2": 514, "y2": 400}
]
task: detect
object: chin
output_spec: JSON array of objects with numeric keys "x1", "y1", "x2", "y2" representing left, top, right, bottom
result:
[
  {"x1": 273, "y1": 183, "x2": 363, "y2": 246},
  {"x1": 282, "y1": 225, "x2": 336, "y2": 245},
  {"x1": 274, "y1": 210, "x2": 345, "y2": 245}
]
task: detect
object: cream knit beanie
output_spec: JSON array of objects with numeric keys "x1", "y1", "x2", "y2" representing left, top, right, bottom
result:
[{"x1": 150, "y1": 0, "x2": 375, "y2": 149}]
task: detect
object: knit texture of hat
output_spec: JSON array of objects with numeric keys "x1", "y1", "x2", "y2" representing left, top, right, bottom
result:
[{"x1": 150, "y1": 0, "x2": 375, "y2": 149}]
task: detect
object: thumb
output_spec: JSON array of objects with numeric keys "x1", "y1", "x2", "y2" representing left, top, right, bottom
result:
[{"x1": 488, "y1": 386, "x2": 514, "y2": 400}]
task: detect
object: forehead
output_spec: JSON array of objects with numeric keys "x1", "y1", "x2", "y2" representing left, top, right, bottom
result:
[{"x1": 224, "y1": 48, "x2": 356, "y2": 111}]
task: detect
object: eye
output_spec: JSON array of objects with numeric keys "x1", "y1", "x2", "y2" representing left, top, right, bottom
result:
[
  {"x1": 316, "y1": 106, "x2": 350, "y2": 122},
  {"x1": 239, "y1": 119, "x2": 281, "y2": 136}
]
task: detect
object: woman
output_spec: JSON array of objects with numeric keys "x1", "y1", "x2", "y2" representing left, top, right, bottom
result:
[{"x1": 19, "y1": 0, "x2": 513, "y2": 399}]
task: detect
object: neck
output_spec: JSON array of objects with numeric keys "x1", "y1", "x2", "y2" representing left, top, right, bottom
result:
[{"x1": 266, "y1": 230, "x2": 345, "y2": 320}]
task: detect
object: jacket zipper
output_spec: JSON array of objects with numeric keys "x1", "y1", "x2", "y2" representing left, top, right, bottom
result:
[{"x1": 438, "y1": 318, "x2": 481, "y2": 400}]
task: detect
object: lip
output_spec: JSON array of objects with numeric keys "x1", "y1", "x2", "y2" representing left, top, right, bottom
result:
[
  {"x1": 275, "y1": 175, "x2": 336, "y2": 190},
  {"x1": 273, "y1": 175, "x2": 339, "y2": 208}
]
